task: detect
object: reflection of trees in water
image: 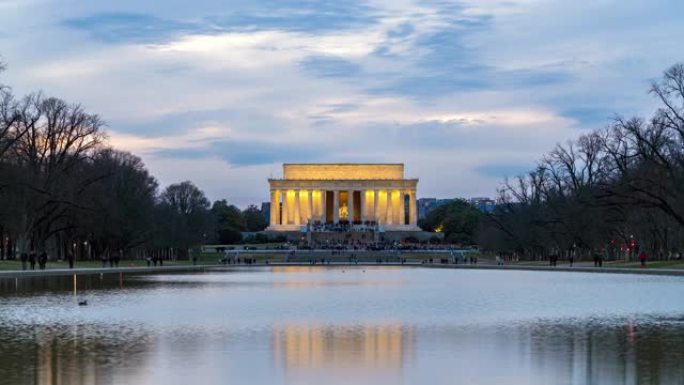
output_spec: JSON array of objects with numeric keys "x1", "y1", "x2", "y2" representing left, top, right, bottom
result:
[
  {"x1": 0, "y1": 273, "x2": 217, "y2": 297},
  {"x1": 272, "y1": 324, "x2": 414, "y2": 372},
  {"x1": 0, "y1": 274, "x2": 151, "y2": 296},
  {"x1": 523, "y1": 320, "x2": 684, "y2": 385},
  {"x1": 0, "y1": 324, "x2": 154, "y2": 385}
]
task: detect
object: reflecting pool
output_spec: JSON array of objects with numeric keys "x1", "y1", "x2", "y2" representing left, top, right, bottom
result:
[{"x1": 1, "y1": 266, "x2": 684, "y2": 384}]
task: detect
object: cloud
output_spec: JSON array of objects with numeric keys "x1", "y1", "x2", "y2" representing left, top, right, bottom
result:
[
  {"x1": 299, "y1": 55, "x2": 362, "y2": 78},
  {"x1": 2, "y1": 0, "x2": 682, "y2": 206},
  {"x1": 152, "y1": 139, "x2": 327, "y2": 166},
  {"x1": 63, "y1": 13, "x2": 200, "y2": 43},
  {"x1": 386, "y1": 23, "x2": 414, "y2": 38},
  {"x1": 205, "y1": 1, "x2": 379, "y2": 32},
  {"x1": 61, "y1": 1, "x2": 381, "y2": 45}
]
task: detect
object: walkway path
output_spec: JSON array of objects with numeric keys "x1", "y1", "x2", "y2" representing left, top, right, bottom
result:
[
  {"x1": 418, "y1": 263, "x2": 684, "y2": 277},
  {"x1": 0, "y1": 264, "x2": 220, "y2": 279}
]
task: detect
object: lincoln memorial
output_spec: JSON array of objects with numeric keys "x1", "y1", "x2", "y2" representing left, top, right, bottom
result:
[{"x1": 267, "y1": 163, "x2": 419, "y2": 232}]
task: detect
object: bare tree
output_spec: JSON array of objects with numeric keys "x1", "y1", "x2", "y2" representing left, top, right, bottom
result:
[
  {"x1": 158, "y1": 181, "x2": 211, "y2": 258},
  {"x1": 10, "y1": 95, "x2": 105, "y2": 253},
  {"x1": 481, "y1": 63, "x2": 684, "y2": 261}
]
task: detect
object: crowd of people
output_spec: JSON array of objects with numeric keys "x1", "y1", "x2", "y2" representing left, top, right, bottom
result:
[
  {"x1": 306, "y1": 220, "x2": 379, "y2": 233},
  {"x1": 19, "y1": 252, "x2": 52, "y2": 270},
  {"x1": 19, "y1": 252, "x2": 77, "y2": 270}
]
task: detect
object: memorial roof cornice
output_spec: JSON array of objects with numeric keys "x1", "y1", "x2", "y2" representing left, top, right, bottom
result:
[
  {"x1": 268, "y1": 178, "x2": 419, "y2": 182},
  {"x1": 282, "y1": 163, "x2": 404, "y2": 166}
]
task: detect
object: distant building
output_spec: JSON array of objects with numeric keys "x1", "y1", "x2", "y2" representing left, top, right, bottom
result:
[
  {"x1": 417, "y1": 198, "x2": 455, "y2": 220},
  {"x1": 417, "y1": 198, "x2": 435, "y2": 220},
  {"x1": 468, "y1": 197, "x2": 496, "y2": 213},
  {"x1": 260, "y1": 202, "x2": 271, "y2": 222},
  {"x1": 416, "y1": 196, "x2": 496, "y2": 219}
]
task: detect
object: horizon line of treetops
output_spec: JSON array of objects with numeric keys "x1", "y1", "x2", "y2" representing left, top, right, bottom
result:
[{"x1": 1, "y1": 59, "x2": 683, "y2": 261}]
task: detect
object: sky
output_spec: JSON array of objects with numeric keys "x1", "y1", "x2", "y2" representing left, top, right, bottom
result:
[{"x1": 0, "y1": 0, "x2": 682, "y2": 207}]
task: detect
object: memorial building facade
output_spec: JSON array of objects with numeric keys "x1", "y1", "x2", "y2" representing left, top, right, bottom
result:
[{"x1": 267, "y1": 163, "x2": 419, "y2": 231}]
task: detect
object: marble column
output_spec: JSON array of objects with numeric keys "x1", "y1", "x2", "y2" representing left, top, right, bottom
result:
[
  {"x1": 399, "y1": 190, "x2": 406, "y2": 225},
  {"x1": 409, "y1": 189, "x2": 417, "y2": 225},
  {"x1": 307, "y1": 190, "x2": 313, "y2": 224},
  {"x1": 360, "y1": 190, "x2": 366, "y2": 222},
  {"x1": 373, "y1": 190, "x2": 379, "y2": 224},
  {"x1": 348, "y1": 190, "x2": 354, "y2": 222},
  {"x1": 281, "y1": 190, "x2": 289, "y2": 225},
  {"x1": 386, "y1": 190, "x2": 393, "y2": 225},
  {"x1": 270, "y1": 190, "x2": 279, "y2": 226},
  {"x1": 293, "y1": 190, "x2": 300, "y2": 225},
  {"x1": 321, "y1": 190, "x2": 327, "y2": 222},
  {"x1": 333, "y1": 190, "x2": 340, "y2": 223}
]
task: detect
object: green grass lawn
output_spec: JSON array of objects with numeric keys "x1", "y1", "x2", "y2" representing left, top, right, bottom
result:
[
  {"x1": 4, "y1": 253, "x2": 681, "y2": 271},
  {"x1": 0, "y1": 251, "x2": 292, "y2": 271},
  {"x1": 0, "y1": 258, "x2": 206, "y2": 271},
  {"x1": 508, "y1": 258, "x2": 684, "y2": 269},
  {"x1": 605, "y1": 260, "x2": 684, "y2": 269}
]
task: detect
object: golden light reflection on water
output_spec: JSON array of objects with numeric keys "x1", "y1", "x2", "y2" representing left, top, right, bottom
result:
[
  {"x1": 270, "y1": 266, "x2": 403, "y2": 274},
  {"x1": 269, "y1": 266, "x2": 407, "y2": 288},
  {"x1": 272, "y1": 324, "x2": 414, "y2": 372}
]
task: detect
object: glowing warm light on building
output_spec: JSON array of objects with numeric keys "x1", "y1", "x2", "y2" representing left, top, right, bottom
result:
[{"x1": 267, "y1": 163, "x2": 419, "y2": 231}]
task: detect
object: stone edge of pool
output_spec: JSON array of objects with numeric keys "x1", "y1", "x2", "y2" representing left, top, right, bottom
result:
[{"x1": 1, "y1": 263, "x2": 683, "y2": 278}]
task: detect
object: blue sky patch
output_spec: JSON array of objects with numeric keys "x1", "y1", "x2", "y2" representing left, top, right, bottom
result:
[
  {"x1": 63, "y1": 13, "x2": 201, "y2": 43},
  {"x1": 474, "y1": 162, "x2": 536, "y2": 179},
  {"x1": 300, "y1": 56, "x2": 362, "y2": 78}
]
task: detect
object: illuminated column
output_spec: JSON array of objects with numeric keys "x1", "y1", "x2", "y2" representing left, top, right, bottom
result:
[
  {"x1": 321, "y1": 190, "x2": 327, "y2": 222},
  {"x1": 386, "y1": 190, "x2": 393, "y2": 225},
  {"x1": 374, "y1": 190, "x2": 379, "y2": 223},
  {"x1": 360, "y1": 190, "x2": 366, "y2": 222},
  {"x1": 293, "y1": 190, "x2": 300, "y2": 225},
  {"x1": 348, "y1": 190, "x2": 354, "y2": 222},
  {"x1": 307, "y1": 190, "x2": 313, "y2": 224},
  {"x1": 281, "y1": 190, "x2": 289, "y2": 225},
  {"x1": 409, "y1": 189, "x2": 417, "y2": 225},
  {"x1": 270, "y1": 189, "x2": 279, "y2": 226},
  {"x1": 399, "y1": 190, "x2": 406, "y2": 225},
  {"x1": 333, "y1": 190, "x2": 340, "y2": 223}
]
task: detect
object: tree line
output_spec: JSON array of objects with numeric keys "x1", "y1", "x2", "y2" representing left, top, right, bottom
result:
[
  {"x1": 0, "y1": 61, "x2": 266, "y2": 261},
  {"x1": 478, "y1": 63, "x2": 684, "y2": 261},
  {"x1": 418, "y1": 200, "x2": 481, "y2": 245}
]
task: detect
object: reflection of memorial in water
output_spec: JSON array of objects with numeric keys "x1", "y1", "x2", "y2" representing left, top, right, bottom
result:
[
  {"x1": 273, "y1": 324, "x2": 414, "y2": 372},
  {"x1": 269, "y1": 266, "x2": 405, "y2": 289}
]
